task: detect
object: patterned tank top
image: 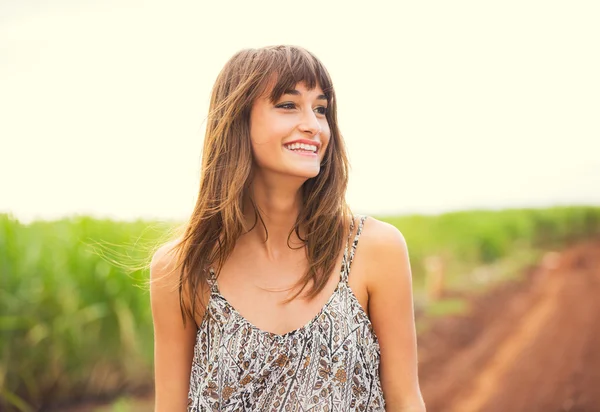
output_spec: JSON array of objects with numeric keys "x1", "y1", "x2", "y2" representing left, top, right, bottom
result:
[{"x1": 187, "y1": 215, "x2": 385, "y2": 411}]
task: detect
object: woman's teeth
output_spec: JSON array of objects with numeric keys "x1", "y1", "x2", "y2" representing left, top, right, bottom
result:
[{"x1": 284, "y1": 143, "x2": 317, "y2": 153}]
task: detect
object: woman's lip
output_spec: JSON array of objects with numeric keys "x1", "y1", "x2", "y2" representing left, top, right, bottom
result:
[{"x1": 283, "y1": 139, "x2": 321, "y2": 150}]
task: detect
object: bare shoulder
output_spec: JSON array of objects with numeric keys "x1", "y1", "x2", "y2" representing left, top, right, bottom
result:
[
  {"x1": 150, "y1": 238, "x2": 184, "y2": 293},
  {"x1": 150, "y1": 238, "x2": 201, "y2": 319},
  {"x1": 359, "y1": 217, "x2": 408, "y2": 265},
  {"x1": 151, "y1": 239, "x2": 178, "y2": 269},
  {"x1": 360, "y1": 216, "x2": 406, "y2": 249},
  {"x1": 150, "y1": 237, "x2": 209, "y2": 327},
  {"x1": 359, "y1": 216, "x2": 410, "y2": 291}
]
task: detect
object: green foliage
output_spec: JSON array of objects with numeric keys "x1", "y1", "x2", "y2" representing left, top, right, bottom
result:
[
  {"x1": 379, "y1": 206, "x2": 600, "y2": 287},
  {"x1": 0, "y1": 214, "x2": 176, "y2": 410},
  {"x1": 1, "y1": 206, "x2": 599, "y2": 410}
]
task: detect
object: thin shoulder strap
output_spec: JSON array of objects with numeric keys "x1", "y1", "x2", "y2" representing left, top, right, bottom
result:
[
  {"x1": 342, "y1": 214, "x2": 368, "y2": 283},
  {"x1": 207, "y1": 267, "x2": 219, "y2": 294}
]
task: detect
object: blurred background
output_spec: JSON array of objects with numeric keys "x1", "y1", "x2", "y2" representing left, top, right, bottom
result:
[{"x1": 1, "y1": 1, "x2": 599, "y2": 411}]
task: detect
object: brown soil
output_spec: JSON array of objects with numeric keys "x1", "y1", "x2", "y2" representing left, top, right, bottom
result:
[{"x1": 418, "y1": 239, "x2": 600, "y2": 412}]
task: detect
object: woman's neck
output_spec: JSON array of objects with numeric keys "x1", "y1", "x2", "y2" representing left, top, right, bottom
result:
[{"x1": 241, "y1": 179, "x2": 307, "y2": 260}]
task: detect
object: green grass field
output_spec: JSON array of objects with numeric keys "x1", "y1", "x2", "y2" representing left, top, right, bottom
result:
[{"x1": 1, "y1": 206, "x2": 599, "y2": 411}]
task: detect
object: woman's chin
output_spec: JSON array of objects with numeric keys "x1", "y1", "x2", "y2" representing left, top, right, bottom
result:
[{"x1": 290, "y1": 166, "x2": 321, "y2": 180}]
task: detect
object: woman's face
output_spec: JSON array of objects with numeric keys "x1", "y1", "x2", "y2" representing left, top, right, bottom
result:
[{"x1": 249, "y1": 81, "x2": 331, "y2": 181}]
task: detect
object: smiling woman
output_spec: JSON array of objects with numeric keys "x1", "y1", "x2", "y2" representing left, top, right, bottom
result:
[{"x1": 149, "y1": 45, "x2": 425, "y2": 412}]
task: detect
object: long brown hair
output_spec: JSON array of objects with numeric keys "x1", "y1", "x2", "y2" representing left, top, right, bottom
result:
[{"x1": 166, "y1": 45, "x2": 353, "y2": 325}]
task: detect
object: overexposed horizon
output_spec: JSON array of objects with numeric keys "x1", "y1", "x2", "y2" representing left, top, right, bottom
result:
[{"x1": 2, "y1": 1, "x2": 599, "y2": 224}]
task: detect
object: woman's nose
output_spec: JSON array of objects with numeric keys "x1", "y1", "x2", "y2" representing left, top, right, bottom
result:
[{"x1": 299, "y1": 109, "x2": 321, "y2": 136}]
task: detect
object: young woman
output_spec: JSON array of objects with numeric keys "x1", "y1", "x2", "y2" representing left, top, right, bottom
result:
[{"x1": 150, "y1": 45, "x2": 425, "y2": 412}]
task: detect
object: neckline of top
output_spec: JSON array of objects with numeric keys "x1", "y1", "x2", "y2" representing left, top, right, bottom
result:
[
  {"x1": 211, "y1": 271, "x2": 347, "y2": 340},
  {"x1": 205, "y1": 214, "x2": 366, "y2": 339}
]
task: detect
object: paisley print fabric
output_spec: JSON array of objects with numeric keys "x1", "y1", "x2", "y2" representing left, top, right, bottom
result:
[{"x1": 187, "y1": 215, "x2": 385, "y2": 411}]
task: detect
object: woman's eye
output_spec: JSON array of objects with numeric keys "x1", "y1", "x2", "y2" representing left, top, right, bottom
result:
[
  {"x1": 276, "y1": 103, "x2": 327, "y2": 114},
  {"x1": 276, "y1": 103, "x2": 296, "y2": 110}
]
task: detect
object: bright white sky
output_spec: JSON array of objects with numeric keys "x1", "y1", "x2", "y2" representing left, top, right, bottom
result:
[{"x1": 1, "y1": 1, "x2": 599, "y2": 223}]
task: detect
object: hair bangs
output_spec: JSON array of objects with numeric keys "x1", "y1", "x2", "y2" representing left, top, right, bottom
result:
[{"x1": 264, "y1": 47, "x2": 334, "y2": 104}]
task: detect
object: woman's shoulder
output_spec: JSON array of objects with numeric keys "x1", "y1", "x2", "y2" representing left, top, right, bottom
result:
[
  {"x1": 151, "y1": 238, "x2": 181, "y2": 270},
  {"x1": 150, "y1": 238, "x2": 208, "y2": 325},
  {"x1": 358, "y1": 215, "x2": 407, "y2": 251},
  {"x1": 354, "y1": 215, "x2": 410, "y2": 285},
  {"x1": 150, "y1": 238, "x2": 185, "y2": 287},
  {"x1": 149, "y1": 239, "x2": 184, "y2": 305}
]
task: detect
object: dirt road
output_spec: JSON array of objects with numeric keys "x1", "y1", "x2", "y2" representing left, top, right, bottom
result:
[{"x1": 418, "y1": 239, "x2": 600, "y2": 412}]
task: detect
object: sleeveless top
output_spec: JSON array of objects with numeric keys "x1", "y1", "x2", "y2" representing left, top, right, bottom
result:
[{"x1": 187, "y1": 215, "x2": 385, "y2": 411}]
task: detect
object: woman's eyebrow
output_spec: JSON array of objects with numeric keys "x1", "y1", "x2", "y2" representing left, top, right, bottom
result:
[{"x1": 282, "y1": 89, "x2": 327, "y2": 101}]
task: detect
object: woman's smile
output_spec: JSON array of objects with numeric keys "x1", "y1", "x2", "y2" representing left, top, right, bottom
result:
[
  {"x1": 283, "y1": 140, "x2": 320, "y2": 157},
  {"x1": 285, "y1": 147, "x2": 318, "y2": 157}
]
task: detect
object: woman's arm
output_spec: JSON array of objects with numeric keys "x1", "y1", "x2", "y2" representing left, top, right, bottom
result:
[
  {"x1": 150, "y1": 242, "x2": 199, "y2": 412},
  {"x1": 367, "y1": 220, "x2": 426, "y2": 412}
]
